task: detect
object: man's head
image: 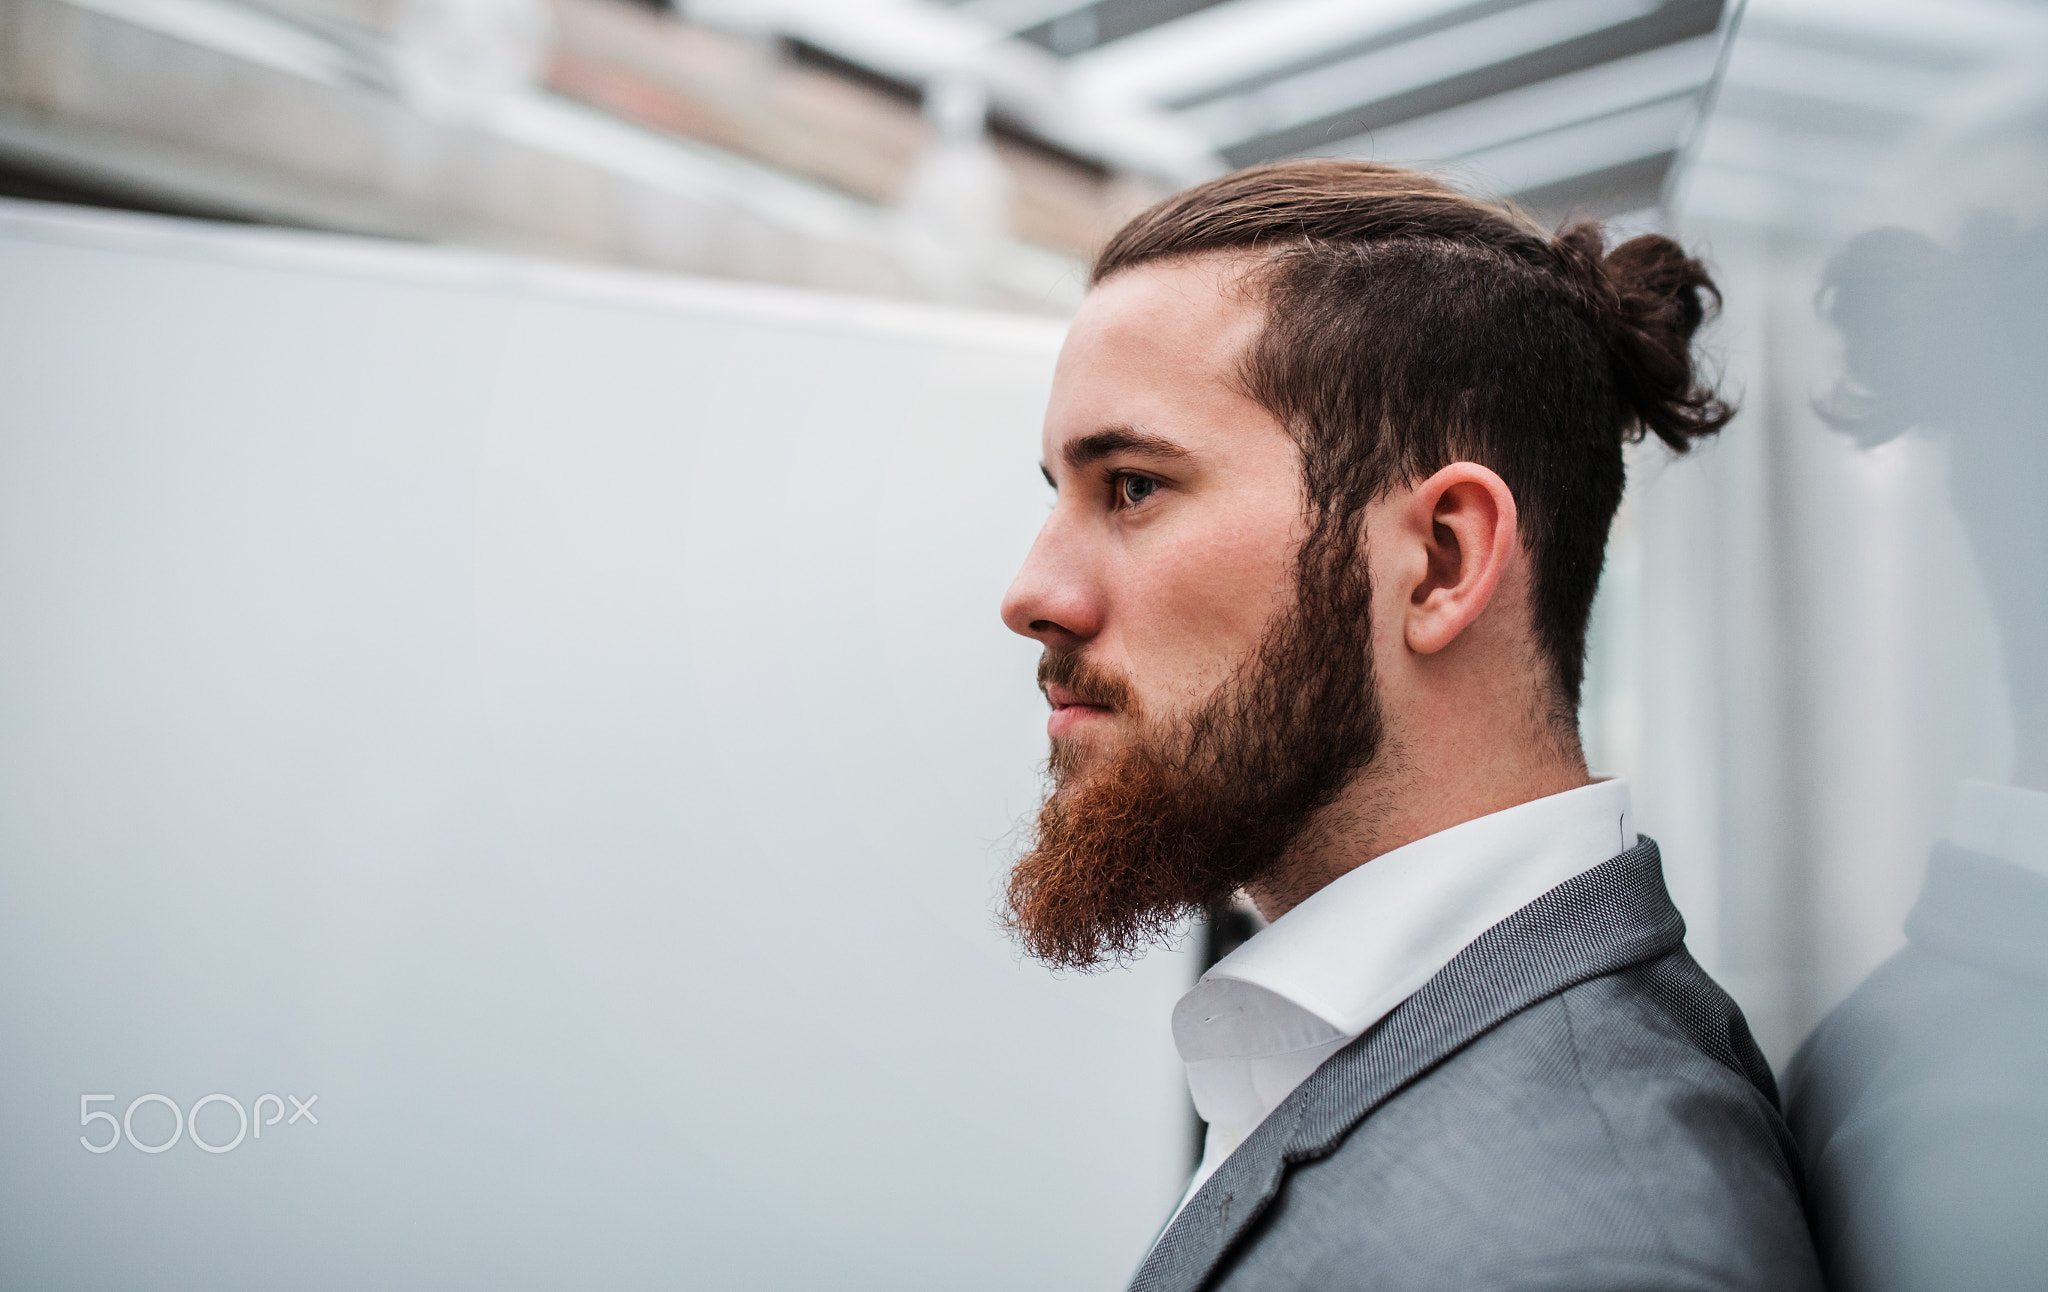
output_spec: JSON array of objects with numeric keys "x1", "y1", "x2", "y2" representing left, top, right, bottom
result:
[{"x1": 1001, "y1": 160, "x2": 1729, "y2": 970}]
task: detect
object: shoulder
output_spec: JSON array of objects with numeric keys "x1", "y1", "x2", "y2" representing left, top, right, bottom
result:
[{"x1": 1214, "y1": 950, "x2": 1819, "y2": 1292}]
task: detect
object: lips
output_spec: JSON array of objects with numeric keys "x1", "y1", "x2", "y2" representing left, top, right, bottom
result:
[
  {"x1": 1043, "y1": 681, "x2": 1116, "y2": 740},
  {"x1": 1043, "y1": 682, "x2": 1113, "y2": 712},
  {"x1": 1036, "y1": 651, "x2": 1135, "y2": 740}
]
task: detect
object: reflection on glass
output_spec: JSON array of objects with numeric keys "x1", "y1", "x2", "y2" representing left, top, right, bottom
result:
[
  {"x1": 1646, "y1": 6, "x2": 2048, "y2": 1286},
  {"x1": 1785, "y1": 208, "x2": 2048, "y2": 1292}
]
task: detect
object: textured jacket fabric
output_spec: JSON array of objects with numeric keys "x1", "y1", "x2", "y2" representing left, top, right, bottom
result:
[{"x1": 1130, "y1": 839, "x2": 1821, "y2": 1292}]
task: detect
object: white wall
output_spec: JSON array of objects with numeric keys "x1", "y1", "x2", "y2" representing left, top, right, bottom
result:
[{"x1": 0, "y1": 199, "x2": 1193, "y2": 1290}]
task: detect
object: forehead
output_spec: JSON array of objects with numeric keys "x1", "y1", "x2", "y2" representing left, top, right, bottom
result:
[{"x1": 1044, "y1": 256, "x2": 1274, "y2": 452}]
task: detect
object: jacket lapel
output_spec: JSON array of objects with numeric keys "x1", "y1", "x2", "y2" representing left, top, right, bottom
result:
[{"x1": 1128, "y1": 838, "x2": 1685, "y2": 1292}]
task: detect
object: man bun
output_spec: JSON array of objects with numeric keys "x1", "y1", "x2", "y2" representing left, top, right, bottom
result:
[{"x1": 1554, "y1": 221, "x2": 1733, "y2": 453}]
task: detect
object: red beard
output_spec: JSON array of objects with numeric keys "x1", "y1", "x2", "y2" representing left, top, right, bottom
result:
[{"x1": 1004, "y1": 541, "x2": 1384, "y2": 970}]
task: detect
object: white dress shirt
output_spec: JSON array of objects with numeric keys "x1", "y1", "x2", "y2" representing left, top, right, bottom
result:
[
  {"x1": 1949, "y1": 779, "x2": 2048, "y2": 878},
  {"x1": 1170, "y1": 778, "x2": 1636, "y2": 1210}
]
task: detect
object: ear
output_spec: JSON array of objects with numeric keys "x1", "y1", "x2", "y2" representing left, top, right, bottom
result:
[{"x1": 1398, "y1": 462, "x2": 1519, "y2": 656}]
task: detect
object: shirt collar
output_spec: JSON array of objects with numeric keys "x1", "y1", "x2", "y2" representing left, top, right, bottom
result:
[{"x1": 1173, "y1": 778, "x2": 1634, "y2": 1063}]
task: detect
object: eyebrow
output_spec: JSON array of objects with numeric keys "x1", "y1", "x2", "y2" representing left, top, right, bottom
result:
[{"x1": 1059, "y1": 427, "x2": 1192, "y2": 471}]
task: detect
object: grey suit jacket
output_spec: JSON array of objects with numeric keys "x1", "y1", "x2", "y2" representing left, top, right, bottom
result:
[{"x1": 1131, "y1": 839, "x2": 1821, "y2": 1292}]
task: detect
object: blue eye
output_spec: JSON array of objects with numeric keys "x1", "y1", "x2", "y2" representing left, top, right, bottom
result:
[{"x1": 1118, "y1": 474, "x2": 1159, "y2": 506}]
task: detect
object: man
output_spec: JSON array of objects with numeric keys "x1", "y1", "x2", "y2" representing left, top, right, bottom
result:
[{"x1": 998, "y1": 161, "x2": 1820, "y2": 1290}]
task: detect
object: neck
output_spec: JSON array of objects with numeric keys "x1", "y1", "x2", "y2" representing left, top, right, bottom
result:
[{"x1": 1245, "y1": 723, "x2": 1590, "y2": 922}]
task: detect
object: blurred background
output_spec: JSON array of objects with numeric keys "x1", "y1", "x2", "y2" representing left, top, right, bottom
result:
[
  {"x1": 4, "y1": 0, "x2": 2046, "y2": 1287},
  {"x1": 0, "y1": 0, "x2": 1738, "y2": 309}
]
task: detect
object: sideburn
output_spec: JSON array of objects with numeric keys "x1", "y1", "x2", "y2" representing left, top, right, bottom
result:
[{"x1": 1005, "y1": 520, "x2": 1385, "y2": 970}]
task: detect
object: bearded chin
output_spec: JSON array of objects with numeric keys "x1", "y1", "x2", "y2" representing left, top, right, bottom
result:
[
  {"x1": 1004, "y1": 537, "x2": 1384, "y2": 971},
  {"x1": 1003, "y1": 741, "x2": 1245, "y2": 971}
]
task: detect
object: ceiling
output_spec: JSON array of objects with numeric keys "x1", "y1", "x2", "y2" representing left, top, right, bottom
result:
[
  {"x1": 1673, "y1": 0, "x2": 2048, "y2": 236},
  {"x1": 930, "y1": 0, "x2": 1734, "y2": 220}
]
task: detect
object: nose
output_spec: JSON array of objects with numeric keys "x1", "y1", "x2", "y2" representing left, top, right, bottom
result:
[{"x1": 1001, "y1": 509, "x2": 1102, "y2": 647}]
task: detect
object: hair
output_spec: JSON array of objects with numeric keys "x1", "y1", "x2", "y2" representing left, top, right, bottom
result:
[{"x1": 1091, "y1": 159, "x2": 1731, "y2": 718}]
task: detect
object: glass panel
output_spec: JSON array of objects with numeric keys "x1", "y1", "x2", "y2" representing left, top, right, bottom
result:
[{"x1": 1615, "y1": 2, "x2": 2048, "y2": 1282}]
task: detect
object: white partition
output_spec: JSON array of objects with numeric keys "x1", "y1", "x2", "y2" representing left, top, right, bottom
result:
[{"x1": 0, "y1": 200, "x2": 1192, "y2": 1290}]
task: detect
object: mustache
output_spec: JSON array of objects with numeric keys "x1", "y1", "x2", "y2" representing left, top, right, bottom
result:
[{"x1": 1037, "y1": 649, "x2": 1140, "y2": 716}]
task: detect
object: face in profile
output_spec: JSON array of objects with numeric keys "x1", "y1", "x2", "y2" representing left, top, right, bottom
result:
[{"x1": 999, "y1": 256, "x2": 1386, "y2": 969}]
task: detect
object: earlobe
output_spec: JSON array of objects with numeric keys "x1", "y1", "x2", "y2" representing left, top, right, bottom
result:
[{"x1": 1401, "y1": 464, "x2": 1519, "y2": 656}]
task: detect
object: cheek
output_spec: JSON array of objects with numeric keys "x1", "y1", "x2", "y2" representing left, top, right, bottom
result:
[{"x1": 1114, "y1": 514, "x2": 1299, "y2": 705}]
